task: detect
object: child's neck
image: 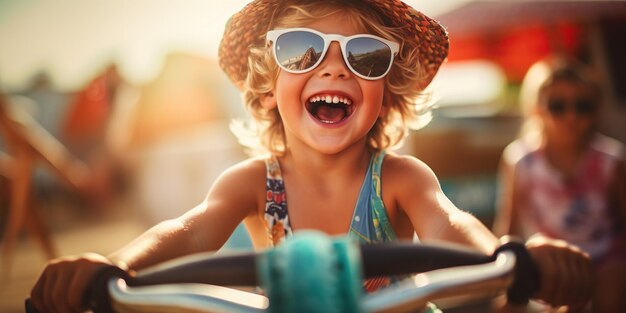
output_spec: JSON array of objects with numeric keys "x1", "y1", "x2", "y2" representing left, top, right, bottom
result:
[
  {"x1": 281, "y1": 142, "x2": 373, "y2": 181},
  {"x1": 543, "y1": 134, "x2": 592, "y2": 176}
]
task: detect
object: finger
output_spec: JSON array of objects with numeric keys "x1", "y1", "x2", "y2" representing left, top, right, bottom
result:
[
  {"x1": 554, "y1": 252, "x2": 574, "y2": 306},
  {"x1": 67, "y1": 267, "x2": 91, "y2": 312},
  {"x1": 584, "y1": 255, "x2": 593, "y2": 302},
  {"x1": 563, "y1": 247, "x2": 591, "y2": 307},
  {"x1": 536, "y1": 249, "x2": 557, "y2": 304},
  {"x1": 30, "y1": 268, "x2": 48, "y2": 313},
  {"x1": 568, "y1": 256, "x2": 584, "y2": 306},
  {"x1": 577, "y1": 254, "x2": 593, "y2": 305},
  {"x1": 50, "y1": 269, "x2": 74, "y2": 313},
  {"x1": 561, "y1": 250, "x2": 585, "y2": 306},
  {"x1": 41, "y1": 269, "x2": 58, "y2": 313}
]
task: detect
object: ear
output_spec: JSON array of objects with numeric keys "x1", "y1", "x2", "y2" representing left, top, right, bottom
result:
[
  {"x1": 260, "y1": 91, "x2": 277, "y2": 110},
  {"x1": 379, "y1": 91, "x2": 392, "y2": 117}
]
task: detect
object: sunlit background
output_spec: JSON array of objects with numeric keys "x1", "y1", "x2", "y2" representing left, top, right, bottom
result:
[
  {"x1": 1, "y1": 1, "x2": 625, "y2": 312},
  {"x1": 0, "y1": 0, "x2": 468, "y2": 90}
]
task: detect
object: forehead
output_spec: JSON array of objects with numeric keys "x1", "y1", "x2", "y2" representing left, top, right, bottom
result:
[
  {"x1": 303, "y1": 11, "x2": 366, "y2": 36},
  {"x1": 542, "y1": 79, "x2": 594, "y2": 99},
  {"x1": 273, "y1": 4, "x2": 374, "y2": 36}
]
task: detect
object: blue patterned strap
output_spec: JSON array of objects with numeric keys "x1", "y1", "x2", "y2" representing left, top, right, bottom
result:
[
  {"x1": 264, "y1": 156, "x2": 292, "y2": 246},
  {"x1": 349, "y1": 151, "x2": 396, "y2": 243},
  {"x1": 370, "y1": 151, "x2": 396, "y2": 242},
  {"x1": 348, "y1": 151, "x2": 400, "y2": 292}
]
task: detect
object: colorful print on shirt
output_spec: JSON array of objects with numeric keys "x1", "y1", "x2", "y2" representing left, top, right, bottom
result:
[
  {"x1": 263, "y1": 152, "x2": 400, "y2": 292},
  {"x1": 264, "y1": 157, "x2": 292, "y2": 246}
]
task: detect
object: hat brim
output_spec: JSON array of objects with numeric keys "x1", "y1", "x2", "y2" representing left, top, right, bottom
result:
[{"x1": 218, "y1": 0, "x2": 448, "y2": 90}]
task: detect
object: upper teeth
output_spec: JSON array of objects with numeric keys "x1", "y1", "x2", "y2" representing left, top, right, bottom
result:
[{"x1": 309, "y1": 95, "x2": 352, "y2": 105}]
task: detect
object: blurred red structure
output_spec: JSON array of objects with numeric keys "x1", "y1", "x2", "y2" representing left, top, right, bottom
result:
[
  {"x1": 61, "y1": 64, "x2": 121, "y2": 157},
  {"x1": 438, "y1": 0, "x2": 626, "y2": 82}
]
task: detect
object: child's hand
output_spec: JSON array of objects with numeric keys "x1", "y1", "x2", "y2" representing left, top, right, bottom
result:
[
  {"x1": 30, "y1": 253, "x2": 119, "y2": 313},
  {"x1": 525, "y1": 234, "x2": 593, "y2": 308}
]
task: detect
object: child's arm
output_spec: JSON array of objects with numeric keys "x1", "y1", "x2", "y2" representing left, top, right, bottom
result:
[
  {"x1": 385, "y1": 155, "x2": 499, "y2": 253},
  {"x1": 107, "y1": 160, "x2": 261, "y2": 269},
  {"x1": 492, "y1": 156, "x2": 524, "y2": 238},
  {"x1": 385, "y1": 154, "x2": 592, "y2": 307},
  {"x1": 29, "y1": 159, "x2": 263, "y2": 313}
]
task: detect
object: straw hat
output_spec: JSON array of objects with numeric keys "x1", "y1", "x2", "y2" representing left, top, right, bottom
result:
[{"x1": 218, "y1": 0, "x2": 448, "y2": 89}]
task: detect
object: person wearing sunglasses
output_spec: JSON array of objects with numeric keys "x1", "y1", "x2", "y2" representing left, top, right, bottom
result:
[
  {"x1": 494, "y1": 56, "x2": 626, "y2": 312},
  {"x1": 30, "y1": 2, "x2": 593, "y2": 313}
]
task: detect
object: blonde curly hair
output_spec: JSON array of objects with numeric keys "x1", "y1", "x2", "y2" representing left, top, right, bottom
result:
[{"x1": 231, "y1": 1, "x2": 435, "y2": 156}]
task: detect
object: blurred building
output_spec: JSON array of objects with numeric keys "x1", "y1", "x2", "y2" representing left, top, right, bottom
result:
[{"x1": 114, "y1": 52, "x2": 246, "y2": 224}]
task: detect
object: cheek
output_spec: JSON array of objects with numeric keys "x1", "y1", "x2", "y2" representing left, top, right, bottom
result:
[
  {"x1": 544, "y1": 116, "x2": 594, "y2": 140},
  {"x1": 363, "y1": 81, "x2": 386, "y2": 114},
  {"x1": 275, "y1": 72, "x2": 305, "y2": 104},
  {"x1": 572, "y1": 118, "x2": 595, "y2": 133},
  {"x1": 368, "y1": 80, "x2": 386, "y2": 98}
]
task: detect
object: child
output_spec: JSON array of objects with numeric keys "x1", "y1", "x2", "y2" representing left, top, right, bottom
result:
[
  {"x1": 494, "y1": 56, "x2": 626, "y2": 312},
  {"x1": 31, "y1": 1, "x2": 592, "y2": 312}
]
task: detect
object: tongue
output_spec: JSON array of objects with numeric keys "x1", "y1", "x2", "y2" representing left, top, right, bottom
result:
[{"x1": 315, "y1": 104, "x2": 346, "y2": 123}]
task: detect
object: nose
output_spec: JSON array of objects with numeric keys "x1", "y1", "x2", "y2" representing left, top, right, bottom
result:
[{"x1": 317, "y1": 41, "x2": 351, "y2": 79}]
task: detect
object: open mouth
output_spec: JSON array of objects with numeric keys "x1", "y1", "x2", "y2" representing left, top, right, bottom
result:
[{"x1": 305, "y1": 94, "x2": 355, "y2": 124}]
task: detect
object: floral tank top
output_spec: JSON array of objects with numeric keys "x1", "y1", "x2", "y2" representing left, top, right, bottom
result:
[
  {"x1": 263, "y1": 151, "x2": 397, "y2": 291},
  {"x1": 504, "y1": 133, "x2": 624, "y2": 260}
]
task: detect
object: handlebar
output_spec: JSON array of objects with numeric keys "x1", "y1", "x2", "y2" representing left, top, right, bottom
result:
[{"x1": 25, "y1": 232, "x2": 539, "y2": 313}]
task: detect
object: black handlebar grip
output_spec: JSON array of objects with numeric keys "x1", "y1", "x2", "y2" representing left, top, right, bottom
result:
[
  {"x1": 85, "y1": 264, "x2": 133, "y2": 313},
  {"x1": 494, "y1": 239, "x2": 541, "y2": 306},
  {"x1": 360, "y1": 242, "x2": 493, "y2": 278},
  {"x1": 24, "y1": 298, "x2": 40, "y2": 313}
]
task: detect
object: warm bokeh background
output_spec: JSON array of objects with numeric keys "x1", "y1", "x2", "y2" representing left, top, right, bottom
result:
[{"x1": 1, "y1": 1, "x2": 625, "y2": 312}]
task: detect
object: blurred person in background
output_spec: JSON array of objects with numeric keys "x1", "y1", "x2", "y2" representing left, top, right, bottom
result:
[
  {"x1": 494, "y1": 56, "x2": 626, "y2": 313},
  {"x1": 0, "y1": 90, "x2": 91, "y2": 267}
]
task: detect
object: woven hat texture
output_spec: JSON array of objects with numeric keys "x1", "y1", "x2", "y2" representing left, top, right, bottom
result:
[{"x1": 218, "y1": 0, "x2": 449, "y2": 89}]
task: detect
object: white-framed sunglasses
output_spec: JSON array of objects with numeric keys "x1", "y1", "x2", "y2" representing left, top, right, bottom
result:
[{"x1": 266, "y1": 27, "x2": 400, "y2": 80}]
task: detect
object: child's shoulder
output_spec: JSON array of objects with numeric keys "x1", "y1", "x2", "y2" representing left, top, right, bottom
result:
[
  {"x1": 502, "y1": 136, "x2": 541, "y2": 166},
  {"x1": 381, "y1": 153, "x2": 446, "y2": 216},
  {"x1": 213, "y1": 156, "x2": 268, "y2": 189},
  {"x1": 383, "y1": 152, "x2": 431, "y2": 169},
  {"x1": 590, "y1": 133, "x2": 625, "y2": 161},
  {"x1": 225, "y1": 155, "x2": 268, "y2": 175},
  {"x1": 382, "y1": 152, "x2": 440, "y2": 187}
]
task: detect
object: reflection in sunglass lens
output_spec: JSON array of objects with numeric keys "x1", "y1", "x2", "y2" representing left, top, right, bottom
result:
[
  {"x1": 345, "y1": 37, "x2": 392, "y2": 78},
  {"x1": 275, "y1": 31, "x2": 324, "y2": 72}
]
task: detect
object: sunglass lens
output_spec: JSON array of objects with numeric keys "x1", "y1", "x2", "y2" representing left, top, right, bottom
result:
[
  {"x1": 547, "y1": 99, "x2": 566, "y2": 115},
  {"x1": 575, "y1": 99, "x2": 595, "y2": 115},
  {"x1": 275, "y1": 31, "x2": 324, "y2": 72},
  {"x1": 345, "y1": 37, "x2": 392, "y2": 78}
]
